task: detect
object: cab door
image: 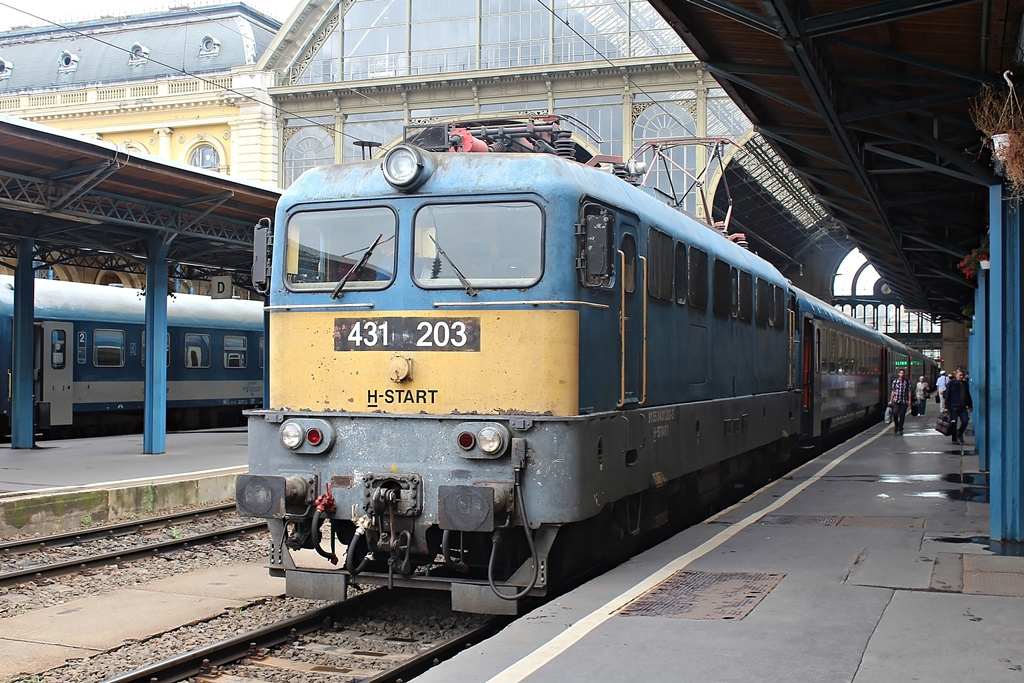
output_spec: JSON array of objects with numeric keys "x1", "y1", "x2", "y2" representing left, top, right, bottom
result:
[
  {"x1": 618, "y1": 228, "x2": 646, "y2": 407},
  {"x1": 40, "y1": 321, "x2": 74, "y2": 425}
]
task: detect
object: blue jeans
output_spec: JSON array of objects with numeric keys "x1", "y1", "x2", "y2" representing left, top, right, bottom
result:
[
  {"x1": 949, "y1": 407, "x2": 969, "y2": 440},
  {"x1": 892, "y1": 402, "x2": 908, "y2": 432},
  {"x1": 916, "y1": 398, "x2": 927, "y2": 416}
]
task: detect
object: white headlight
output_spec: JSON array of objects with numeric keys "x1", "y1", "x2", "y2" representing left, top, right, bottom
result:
[
  {"x1": 281, "y1": 422, "x2": 304, "y2": 449},
  {"x1": 382, "y1": 145, "x2": 425, "y2": 189},
  {"x1": 477, "y1": 426, "x2": 505, "y2": 454}
]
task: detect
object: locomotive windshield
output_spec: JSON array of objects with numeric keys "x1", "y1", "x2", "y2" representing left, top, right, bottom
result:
[
  {"x1": 285, "y1": 207, "x2": 397, "y2": 291},
  {"x1": 413, "y1": 202, "x2": 542, "y2": 290}
]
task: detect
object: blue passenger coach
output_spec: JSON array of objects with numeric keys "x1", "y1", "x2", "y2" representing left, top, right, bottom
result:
[{"x1": 0, "y1": 276, "x2": 264, "y2": 436}]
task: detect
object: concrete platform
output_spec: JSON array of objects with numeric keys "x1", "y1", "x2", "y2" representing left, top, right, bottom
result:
[
  {"x1": 414, "y1": 415, "x2": 1024, "y2": 683},
  {"x1": 0, "y1": 563, "x2": 283, "y2": 680},
  {"x1": 0, "y1": 429, "x2": 247, "y2": 536}
]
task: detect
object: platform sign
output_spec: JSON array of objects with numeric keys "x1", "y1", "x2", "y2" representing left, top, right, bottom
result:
[{"x1": 211, "y1": 275, "x2": 233, "y2": 299}]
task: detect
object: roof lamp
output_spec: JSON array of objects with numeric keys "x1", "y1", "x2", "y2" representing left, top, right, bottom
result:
[{"x1": 382, "y1": 145, "x2": 431, "y2": 192}]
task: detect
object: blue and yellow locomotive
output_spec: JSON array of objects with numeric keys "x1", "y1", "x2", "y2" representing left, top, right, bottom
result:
[{"x1": 236, "y1": 119, "x2": 933, "y2": 613}]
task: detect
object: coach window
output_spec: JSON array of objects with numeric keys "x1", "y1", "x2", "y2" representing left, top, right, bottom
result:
[
  {"x1": 828, "y1": 330, "x2": 837, "y2": 373},
  {"x1": 285, "y1": 206, "x2": 397, "y2": 291},
  {"x1": 51, "y1": 330, "x2": 66, "y2": 370},
  {"x1": 184, "y1": 333, "x2": 211, "y2": 369},
  {"x1": 224, "y1": 335, "x2": 247, "y2": 368},
  {"x1": 738, "y1": 271, "x2": 753, "y2": 322},
  {"x1": 673, "y1": 242, "x2": 687, "y2": 304},
  {"x1": 259, "y1": 336, "x2": 265, "y2": 369},
  {"x1": 140, "y1": 332, "x2": 170, "y2": 367},
  {"x1": 712, "y1": 258, "x2": 731, "y2": 317},
  {"x1": 688, "y1": 247, "x2": 708, "y2": 309},
  {"x1": 94, "y1": 329, "x2": 125, "y2": 367},
  {"x1": 414, "y1": 202, "x2": 542, "y2": 289},
  {"x1": 647, "y1": 228, "x2": 673, "y2": 301}
]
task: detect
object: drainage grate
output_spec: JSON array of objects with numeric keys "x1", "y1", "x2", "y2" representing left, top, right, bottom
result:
[
  {"x1": 837, "y1": 516, "x2": 925, "y2": 529},
  {"x1": 618, "y1": 570, "x2": 784, "y2": 620},
  {"x1": 758, "y1": 514, "x2": 841, "y2": 526},
  {"x1": 757, "y1": 514, "x2": 923, "y2": 529}
]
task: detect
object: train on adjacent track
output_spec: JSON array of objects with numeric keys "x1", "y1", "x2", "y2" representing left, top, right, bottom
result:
[
  {"x1": 235, "y1": 117, "x2": 935, "y2": 614},
  {"x1": 0, "y1": 276, "x2": 264, "y2": 438}
]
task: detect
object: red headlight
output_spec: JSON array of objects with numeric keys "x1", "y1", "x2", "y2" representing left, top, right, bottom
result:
[
  {"x1": 306, "y1": 428, "x2": 323, "y2": 446},
  {"x1": 457, "y1": 431, "x2": 476, "y2": 450}
]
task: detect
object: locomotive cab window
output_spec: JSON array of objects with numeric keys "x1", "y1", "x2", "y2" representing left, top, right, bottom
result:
[
  {"x1": 93, "y1": 329, "x2": 125, "y2": 367},
  {"x1": 413, "y1": 201, "x2": 542, "y2": 289},
  {"x1": 184, "y1": 333, "x2": 211, "y2": 369},
  {"x1": 224, "y1": 335, "x2": 247, "y2": 368},
  {"x1": 285, "y1": 206, "x2": 397, "y2": 291}
]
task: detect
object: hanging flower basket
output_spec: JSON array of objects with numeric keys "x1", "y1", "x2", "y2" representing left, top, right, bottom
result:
[
  {"x1": 957, "y1": 238, "x2": 990, "y2": 280},
  {"x1": 970, "y1": 75, "x2": 1024, "y2": 194}
]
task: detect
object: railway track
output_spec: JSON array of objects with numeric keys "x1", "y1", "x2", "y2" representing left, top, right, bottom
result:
[
  {"x1": 101, "y1": 589, "x2": 506, "y2": 683},
  {"x1": 0, "y1": 502, "x2": 265, "y2": 587}
]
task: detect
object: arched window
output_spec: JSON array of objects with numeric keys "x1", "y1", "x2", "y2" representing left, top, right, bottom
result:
[
  {"x1": 633, "y1": 98, "x2": 697, "y2": 213},
  {"x1": 188, "y1": 144, "x2": 220, "y2": 171},
  {"x1": 284, "y1": 125, "x2": 335, "y2": 186}
]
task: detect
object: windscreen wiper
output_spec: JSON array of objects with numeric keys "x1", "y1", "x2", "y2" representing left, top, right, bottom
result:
[
  {"x1": 429, "y1": 234, "x2": 478, "y2": 297},
  {"x1": 331, "y1": 233, "x2": 383, "y2": 299}
]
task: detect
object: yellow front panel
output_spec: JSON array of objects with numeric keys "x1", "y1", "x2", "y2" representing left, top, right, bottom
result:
[{"x1": 270, "y1": 309, "x2": 579, "y2": 416}]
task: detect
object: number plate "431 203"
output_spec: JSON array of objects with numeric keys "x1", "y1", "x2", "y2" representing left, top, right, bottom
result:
[{"x1": 334, "y1": 317, "x2": 481, "y2": 351}]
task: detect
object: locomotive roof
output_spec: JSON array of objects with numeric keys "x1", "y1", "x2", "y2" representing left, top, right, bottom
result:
[
  {"x1": 283, "y1": 150, "x2": 790, "y2": 288},
  {"x1": 0, "y1": 276, "x2": 263, "y2": 328}
]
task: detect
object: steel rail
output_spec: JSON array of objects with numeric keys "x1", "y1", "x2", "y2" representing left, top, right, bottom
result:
[
  {"x1": 0, "y1": 520, "x2": 265, "y2": 587},
  {"x1": 0, "y1": 502, "x2": 239, "y2": 554}
]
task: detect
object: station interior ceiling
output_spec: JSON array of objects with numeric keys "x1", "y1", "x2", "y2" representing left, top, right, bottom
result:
[{"x1": 653, "y1": 0, "x2": 1019, "y2": 320}]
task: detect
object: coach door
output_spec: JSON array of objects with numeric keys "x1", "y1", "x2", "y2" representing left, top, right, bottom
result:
[
  {"x1": 618, "y1": 228, "x2": 646, "y2": 407},
  {"x1": 40, "y1": 321, "x2": 74, "y2": 425}
]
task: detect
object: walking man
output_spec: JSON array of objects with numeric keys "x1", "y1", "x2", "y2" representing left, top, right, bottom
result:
[
  {"x1": 890, "y1": 369, "x2": 911, "y2": 435},
  {"x1": 944, "y1": 367, "x2": 973, "y2": 445}
]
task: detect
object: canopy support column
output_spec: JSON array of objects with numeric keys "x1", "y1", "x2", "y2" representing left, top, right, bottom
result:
[
  {"x1": 144, "y1": 238, "x2": 170, "y2": 454},
  {"x1": 11, "y1": 238, "x2": 36, "y2": 449},
  {"x1": 988, "y1": 184, "x2": 1023, "y2": 542}
]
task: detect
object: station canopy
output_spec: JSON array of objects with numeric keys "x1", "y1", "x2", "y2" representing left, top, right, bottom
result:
[
  {"x1": 0, "y1": 114, "x2": 280, "y2": 287},
  {"x1": 650, "y1": 0, "x2": 1021, "y2": 319}
]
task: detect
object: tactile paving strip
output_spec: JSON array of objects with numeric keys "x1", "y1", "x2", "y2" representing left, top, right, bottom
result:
[
  {"x1": 618, "y1": 570, "x2": 784, "y2": 620},
  {"x1": 757, "y1": 514, "x2": 924, "y2": 529}
]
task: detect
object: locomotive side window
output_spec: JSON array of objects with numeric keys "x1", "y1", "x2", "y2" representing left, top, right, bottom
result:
[
  {"x1": 738, "y1": 270, "x2": 753, "y2": 322},
  {"x1": 646, "y1": 228, "x2": 673, "y2": 301},
  {"x1": 184, "y1": 333, "x2": 211, "y2": 369},
  {"x1": 756, "y1": 279, "x2": 771, "y2": 327},
  {"x1": 140, "y1": 332, "x2": 170, "y2": 367},
  {"x1": 688, "y1": 247, "x2": 708, "y2": 309},
  {"x1": 51, "y1": 330, "x2": 66, "y2": 370},
  {"x1": 285, "y1": 206, "x2": 397, "y2": 291},
  {"x1": 773, "y1": 285, "x2": 785, "y2": 329},
  {"x1": 224, "y1": 335, "x2": 247, "y2": 368},
  {"x1": 579, "y1": 204, "x2": 614, "y2": 287},
  {"x1": 621, "y1": 234, "x2": 637, "y2": 293},
  {"x1": 93, "y1": 329, "x2": 125, "y2": 367},
  {"x1": 712, "y1": 258, "x2": 731, "y2": 317},
  {"x1": 414, "y1": 202, "x2": 542, "y2": 289},
  {"x1": 674, "y1": 242, "x2": 687, "y2": 305}
]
